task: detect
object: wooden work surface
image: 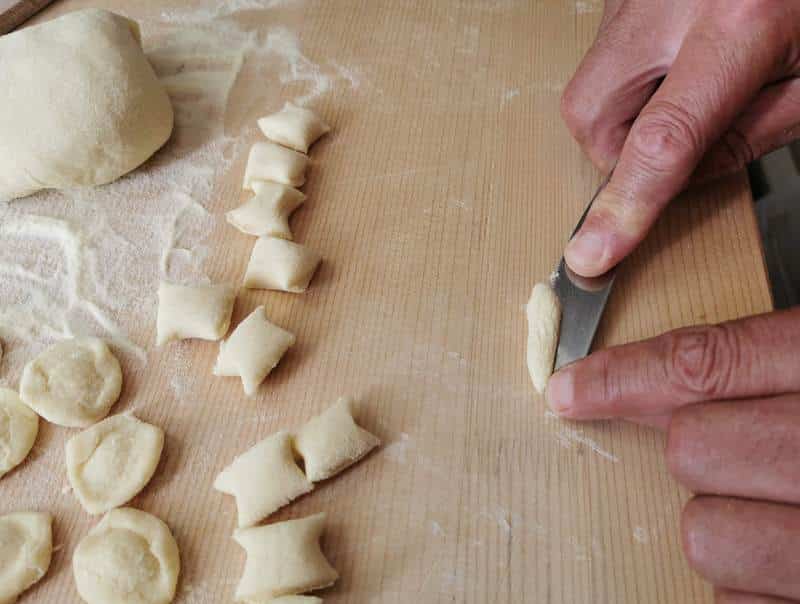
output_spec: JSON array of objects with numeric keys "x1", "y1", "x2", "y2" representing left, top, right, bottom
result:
[{"x1": 4, "y1": 1, "x2": 773, "y2": 603}]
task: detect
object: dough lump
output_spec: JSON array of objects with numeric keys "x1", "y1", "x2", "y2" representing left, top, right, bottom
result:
[
  {"x1": 20, "y1": 337, "x2": 123, "y2": 428},
  {"x1": 73, "y1": 507, "x2": 180, "y2": 604},
  {"x1": 226, "y1": 180, "x2": 306, "y2": 239},
  {"x1": 214, "y1": 431, "x2": 313, "y2": 528},
  {"x1": 0, "y1": 388, "x2": 38, "y2": 479},
  {"x1": 244, "y1": 237, "x2": 322, "y2": 293},
  {"x1": 66, "y1": 414, "x2": 165, "y2": 514},
  {"x1": 243, "y1": 142, "x2": 309, "y2": 190},
  {"x1": 257, "y1": 103, "x2": 330, "y2": 154},
  {"x1": 269, "y1": 597, "x2": 322, "y2": 604},
  {"x1": 294, "y1": 397, "x2": 380, "y2": 482},
  {"x1": 156, "y1": 281, "x2": 236, "y2": 346},
  {"x1": 234, "y1": 513, "x2": 337, "y2": 602},
  {"x1": 0, "y1": 9, "x2": 174, "y2": 202},
  {"x1": 0, "y1": 512, "x2": 52, "y2": 604},
  {"x1": 526, "y1": 283, "x2": 561, "y2": 394}
]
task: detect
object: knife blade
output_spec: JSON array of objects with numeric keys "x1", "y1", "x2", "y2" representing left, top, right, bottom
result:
[{"x1": 552, "y1": 171, "x2": 617, "y2": 371}]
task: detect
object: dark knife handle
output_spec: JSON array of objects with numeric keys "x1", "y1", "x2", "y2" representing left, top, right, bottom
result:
[{"x1": 0, "y1": 0, "x2": 56, "y2": 35}]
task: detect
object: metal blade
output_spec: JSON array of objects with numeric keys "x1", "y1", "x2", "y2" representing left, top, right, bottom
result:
[{"x1": 552, "y1": 171, "x2": 617, "y2": 371}]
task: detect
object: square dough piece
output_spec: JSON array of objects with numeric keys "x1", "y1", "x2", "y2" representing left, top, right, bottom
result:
[
  {"x1": 257, "y1": 103, "x2": 330, "y2": 154},
  {"x1": 244, "y1": 237, "x2": 322, "y2": 293},
  {"x1": 213, "y1": 306, "x2": 295, "y2": 396},
  {"x1": 243, "y1": 142, "x2": 309, "y2": 190},
  {"x1": 214, "y1": 431, "x2": 313, "y2": 528},
  {"x1": 293, "y1": 397, "x2": 381, "y2": 482},
  {"x1": 156, "y1": 281, "x2": 236, "y2": 346},
  {"x1": 226, "y1": 181, "x2": 306, "y2": 239},
  {"x1": 234, "y1": 513, "x2": 338, "y2": 602}
]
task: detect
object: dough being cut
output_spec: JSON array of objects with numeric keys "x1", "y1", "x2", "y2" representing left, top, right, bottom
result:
[
  {"x1": 243, "y1": 142, "x2": 309, "y2": 190},
  {"x1": 0, "y1": 9, "x2": 174, "y2": 202},
  {"x1": 257, "y1": 103, "x2": 330, "y2": 154},
  {"x1": 73, "y1": 507, "x2": 180, "y2": 604},
  {"x1": 526, "y1": 282, "x2": 561, "y2": 394},
  {"x1": 214, "y1": 431, "x2": 313, "y2": 528},
  {"x1": 294, "y1": 397, "x2": 380, "y2": 482},
  {"x1": 213, "y1": 306, "x2": 295, "y2": 396},
  {"x1": 156, "y1": 281, "x2": 236, "y2": 346},
  {"x1": 66, "y1": 414, "x2": 165, "y2": 514},
  {"x1": 0, "y1": 388, "x2": 38, "y2": 479},
  {"x1": 0, "y1": 512, "x2": 52, "y2": 604},
  {"x1": 226, "y1": 180, "x2": 306, "y2": 239},
  {"x1": 234, "y1": 513, "x2": 338, "y2": 602},
  {"x1": 244, "y1": 237, "x2": 322, "y2": 293},
  {"x1": 20, "y1": 338, "x2": 123, "y2": 428}
]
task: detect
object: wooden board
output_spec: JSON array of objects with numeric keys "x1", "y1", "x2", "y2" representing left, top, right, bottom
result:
[{"x1": 3, "y1": 1, "x2": 773, "y2": 603}]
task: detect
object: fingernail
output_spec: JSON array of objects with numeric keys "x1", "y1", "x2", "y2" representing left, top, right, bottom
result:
[
  {"x1": 564, "y1": 230, "x2": 608, "y2": 276},
  {"x1": 546, "y1": 369, "x2": 574, "y2": 416}
]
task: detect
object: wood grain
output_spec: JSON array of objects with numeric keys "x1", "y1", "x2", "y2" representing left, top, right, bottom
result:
[{"x1": 3, "y1": 1, "x2": 772, "y2": 603}]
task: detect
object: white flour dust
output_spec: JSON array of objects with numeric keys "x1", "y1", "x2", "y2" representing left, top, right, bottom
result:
[{"x1": 545, "y1": 411, "x2": 619, "y2": 463}]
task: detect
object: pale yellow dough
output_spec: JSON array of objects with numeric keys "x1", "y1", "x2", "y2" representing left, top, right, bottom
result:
[
  {"x1": 234, "y1": 513, "x2": 337, "y2": 602},
  {"x1": 73, "y1": 507, "x2": 180, "y2": 604},
  {"x1": 525, "y1": 282, "x2": 561, "y2": 394},
  {"x1": 244, "y1": 237, "x2": 322, "y2": 293},
  {"x1": 257, "y1": 103, "x2": 330, "y2": 154},
  {"x1": 226, "y1": 180, "x2": 306, "y2": 239},
  {"x1": 0, "y1": 388, "x2": 38, "y2": 479},
  {"x1": 0, "y1": 512, "x2": 52, "y2": 604},
  {"x1": 66, "y1": 414, "x2": 164, "y2": 514},
  {"x1": 214, "y1": 431, "x2": 313, "y2": 528},
  {"x1": 268, "y1": 597, "x2": 322, "y2": 604},
  {"x1": 20, "y1": 337, "x2": 122, "y2": 428},
  {"x1": 156, "y1": 281, "x2": 236, "y2": 346},
  {"x1": 294, "y1": 397, "x2": 380, "y2": 482},
  {"x1": 243, "y1": 142, "x2": 309, "y2": 190}
]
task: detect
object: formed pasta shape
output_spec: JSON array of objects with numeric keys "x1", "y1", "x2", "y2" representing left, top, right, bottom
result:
[
  {"x1": 213, "y1": 306, "x2": 295, "y2": 396},
  {"x1": 0, "y1": 387, "x2": 38, "y2": 479},
  {"x1": 244, "y1": 237, "x2": 322, "y2": 293},
  {"x1": 0, "y1": 512, "x2": 52, "y2": 604},
  {"x1": 243, "y1": 142, "x2": 309, "y2": 190},
  {"x1": 214, "y1": 431, "x2": 313, "y2": 528},
  {"x1": 226, "y1": 180, "x2": 306, "y2": 239},
  {"x1": 294, "y1": 397, "x2": 380, "y2": 482},
  {"x1": 156, "y1": 281, "x2": 236, "y2": 346},
  {"x1": 525, "y1": 282, "x2": 561, "y2": 394},
  {"x1": 257, "y1": 103, "x2": 330, "y2": 154},
  {"x1": 234, "y1": 513, "x2": 338, "y2": 602},
  {"x1": 66, "y1": 414, "x2": 164, "y2": 515}
]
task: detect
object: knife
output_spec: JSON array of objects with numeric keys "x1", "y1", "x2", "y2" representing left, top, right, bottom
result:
[
  {"x1": 0, "y1": 0, "x2": 56, "y2": 35},
  {"x1": 552, "y1": 170, "x2": 617, "y2": 371}
]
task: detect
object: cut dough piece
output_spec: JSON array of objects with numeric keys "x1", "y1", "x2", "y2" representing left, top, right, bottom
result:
[
  {"x1": 268, "y1": 597, "x2": 322, "y2": 604},
  {"x1": 257, "y1": 103, "x2": 330, "y2": 154},
  {"x1": 234, "y1": 513, "x2": 338, "y2": 602},
  {"x1": 20, "y1": 337, "x2": 122, "y2": 428},
  {"x1": 526, "y1": 283, "x2": 562, "y2": 394},
  {"x1": 0, "y1": 9, "x2": 173, "y2": 202},
  {"x1": 0, "y1": 388, "x2": 38, "y2": 479},
  {"x1": 213, "y1": 306, "x2": 295, "y2": 396},
  {"x1": 156, "y1": 281, "x2": 236, "y2": 346},
  {"x1": 73, "y1": 507, "x2": 180, "y2": 604},
  {"x1": 244, "y1": 237, "x2": 322, "y2": 293},
  {"x1": 243, "y1": 142, "x2": 309, "y2": 190},
  {"x1": 66, "y1": 414, "x2": 165, "y2": 515},
  {"x1": 294, "y1": 397, "x2": 380, "y2": 482},
  {"x1": 0, "y1": 512, "x2": 52, "y2": 604},
  {"x1": 226, "y1": 181, "x2": 306, "y2": 239},
  {"x1": 214, "y1": 431, "x2": 313, "y2": 528}
]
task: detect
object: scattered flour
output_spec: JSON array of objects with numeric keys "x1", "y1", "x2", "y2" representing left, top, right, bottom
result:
[
  {"x1": 633, "y1": 526, "x2": 650, "y2": 544},
  {"x1": 431, "y1": 520, "x2": 445, "y2": 537},
  {"x1": 545, "y1": 411, "x2": 619, "y2": 463},
  {"x1": 383, "y1": 432, "x2": 411, "y2": 464}
]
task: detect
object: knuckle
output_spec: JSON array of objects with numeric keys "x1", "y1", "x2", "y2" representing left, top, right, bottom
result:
[
  {"x1": 560, "y1": 81, "x2": 594, "y2": 142},
  {"x1": 665, "y1": 325, "x2": 739, "y2": 399},
  {"x1": 717, "y1": 128, "x2": 756, "y2": 173},
  {"x1": 680, "y1": 497, "x2": 715, "y2": 574},
  {"x1": 631, "y1": 100, "x2": 704, "y2": 172},
  {"x1": 666, "y1": 408, "x2": 707, "y2": 490}
]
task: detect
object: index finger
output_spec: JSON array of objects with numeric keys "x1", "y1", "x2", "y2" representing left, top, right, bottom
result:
[{"x1": 546, "y1": 307, "x2": 800, "y2": 420}]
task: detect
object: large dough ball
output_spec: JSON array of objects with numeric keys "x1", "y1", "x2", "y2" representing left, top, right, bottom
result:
[{"x1": 0, "y1": 9, "x2": 174, "y2": 202}]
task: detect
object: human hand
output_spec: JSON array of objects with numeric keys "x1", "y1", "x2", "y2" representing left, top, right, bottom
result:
[
  {"x1": 561, "y1": 0, "x2": 800, "y2": 277},
  {"x1": 546, "y1": 307, "x2": 800, "y2": 602}
]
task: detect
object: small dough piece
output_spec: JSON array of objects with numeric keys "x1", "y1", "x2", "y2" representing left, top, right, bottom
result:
[
  {"x1": 66, "y1": 414, "x2": 165, "y2": 515},
  {"x1": 244, "y1": 237, "x2": 322, "y2": 293},
  {"x1": 213, "y1": 306, "x2": 295, "y2": 396},
  {"x1": 234, "y1": 513, "x2": 338, "y2": 602},
  {"x1": 0, "y1": 512, "x2": 52, "y2": 604},
  {"x1": 257, "y1": 103, "x2": 330, "y2": 154},
  {"x1": 0, "y1": 388, "x2": 38, "y2": 479},
  {"x1": 226, "y1": 181, "x2": 306, "y2": 239},
  {"x1": 243, "y1": 142, "x2": 309, "y2": 190},
  {"x1": 294, "y1": 397, "x2": 380, "y2": 482},
  {"x1": 525, "y1": 283, "x2": 561, "y2": 394},
  {"x1": 156, "y1": 281, "x2": 236, "y2": 346},
  {"x1": 20, "y1": 338, "x2": 122, "y2": 428},
  {"x1": 214, "y1": 431, "x2": 313, "y2": 528},
  {"x1": 73, "y1": 507, "x2": 180, "y2": 604},
  {"x1": 269, "y1": 597, "x2": 322, "y2": 604}
]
